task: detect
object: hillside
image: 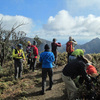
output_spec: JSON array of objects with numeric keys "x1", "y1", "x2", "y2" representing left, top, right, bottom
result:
[{"x1": 24, "y1": 37, "x2": 100, "y2": 54}]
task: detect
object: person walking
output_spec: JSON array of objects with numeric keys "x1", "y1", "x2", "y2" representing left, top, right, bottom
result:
[
  {"x1": 51, "y1": 38, "x2": 61, "y2": 65},
  {"x1": 30, "y1": 40, "x2": 38, "y2": 72},
  {"x1": 39, "y1": 44, "x2": 55, "y2": 95},
  {"x1": 62, "y1": 56, "x2": 92, "y2": 100},
  {"x1": 12, "y1": 44, "x2": 26, "y2": 80},
  {"x1": 66, "y1": 36, "x2": 77, "y2": 63}
]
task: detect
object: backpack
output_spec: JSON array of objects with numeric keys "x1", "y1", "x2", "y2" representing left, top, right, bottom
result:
[
  {"x1": 66, "y1": 41, "x2": 74, "y2": 53},
  {"x1": 27, "y1": 46, "x2": 35, "y2": 58},
  {"x1": 13, "y1": 49, "x2": 17, "y2": 60}
]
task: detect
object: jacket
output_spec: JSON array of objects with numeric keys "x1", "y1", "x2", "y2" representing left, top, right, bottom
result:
[
  {"x1": 39, "y1": 51, "x2": 55, "y2": 68},
  {"x1": 12, "y1": 49, "x2": 25, "y2": 59},
  {"x1": 62, "y1": 58, "x2": 91, "y2": 82},
  {"x1": 51, "y1": 42, "x2": 61, "y2": 52},
  {"x1": 31, "y1": 45, "x2": 38, "y2": 58},
  {"x1": 71, "y1": 49, "x2": 84, "y2": 57}
]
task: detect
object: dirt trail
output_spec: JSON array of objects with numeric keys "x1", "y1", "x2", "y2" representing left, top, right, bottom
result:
[
  {"x1": 26, "y1": 66, "x2": 66, "y2": 100},
  {"x1": 3, "y1": 66, "x2": 67, "y2": 100}
]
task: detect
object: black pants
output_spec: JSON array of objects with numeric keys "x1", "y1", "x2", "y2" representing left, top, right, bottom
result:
[
  {"x1": 42, "y1": 68, "x2": 53, "y2": 93},
  {"x1": 30, "y1": 58, "x2": 37, "y2": 71},
  {"x1": 52, "y1": 51, "x2": 57, "y2": 64},
  {"x1": 14, "y1": 59, "x2": 23, "y2": 79}
]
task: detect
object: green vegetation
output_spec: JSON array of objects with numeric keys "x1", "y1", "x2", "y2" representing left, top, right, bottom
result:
[{"x1": 0, "y1": 52, "x2": 100, "y2": 99}]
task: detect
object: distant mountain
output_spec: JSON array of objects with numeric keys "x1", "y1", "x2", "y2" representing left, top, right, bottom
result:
[
  {"x1": 75, "y1": 37, "x2": 100, "y2": 54},
  {"x1": 25, "y1": 37, "x2": 100, "y2": 54}
]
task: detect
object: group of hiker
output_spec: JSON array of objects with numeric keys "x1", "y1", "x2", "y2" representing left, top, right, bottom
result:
[{"x1": 12, "y1": 36, "x2": 99, "y2": 99}]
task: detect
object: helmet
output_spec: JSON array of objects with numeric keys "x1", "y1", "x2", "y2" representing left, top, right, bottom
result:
[{"x1": 33, "y1": 40, "x2": 37, "y2": 45}]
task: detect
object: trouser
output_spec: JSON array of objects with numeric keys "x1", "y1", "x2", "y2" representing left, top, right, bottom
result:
[
  {"x1": 30, "y1": 58, "x2": 37, "y2": 71},
  {"x1": 52, "y1": 51, "x2": 57, "y2": 64},
  {"x1": 27, "y1": 58, "x2": 31, "y2": 65},
  {"x1": 62, "y1": 73, "x2": 78, "y2": 100},
  {"x1": 67, "y1": 52, "x2": 72, "y2": 63},
  {"x1": 42, "y1": 68, "x2": 53, "y2": 93},
  {"x1": 14, "y1": 59, "x2": 23, "y2": 79}
]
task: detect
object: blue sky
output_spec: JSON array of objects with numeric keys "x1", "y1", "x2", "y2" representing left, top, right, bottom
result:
[{"x1": 0, "y1": 0, "x2": 100, "y2": 44}]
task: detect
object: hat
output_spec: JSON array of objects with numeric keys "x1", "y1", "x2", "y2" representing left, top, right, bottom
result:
[
  {"x1": 44, "y1": 44, "x2": 50, "y2": 50},
  {"x1": 82, "y1": 55, "x2": 92, "y2": 64},
  {"x1": 84, "y1": 54, "x2": 93, "y2": 61},
  {"x1": 53, "y1": 38, "x2": 57, "y2": 42},
  {"x1": 27, "y1": 41, "x2": 31, "y2": 44},
  {"x1": 69, "y1": 36, "x2": 73, "y2": 41},
  {"x1": 17, "y1": 44, "x2": 22, "y2": 49}
]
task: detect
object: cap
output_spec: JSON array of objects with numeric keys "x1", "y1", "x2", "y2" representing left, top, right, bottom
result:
[
  {"x1": 53, "y1": 38, "x2": 57, "y2": 42},
  {"x1": 17, "y1": 44, "x2": 22, "y2": 49},
  {"x1": 44, "y1": 44, "x2": 50, "y2": 50}
]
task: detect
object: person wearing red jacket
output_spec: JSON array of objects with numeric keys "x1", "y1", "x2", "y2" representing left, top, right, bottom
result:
[
  {"x1": 51, "y1": 38, "x2": 61, "y2": 65},
  {"x1": 30, "y1": 40, "x2": 38, "y2": 72}
]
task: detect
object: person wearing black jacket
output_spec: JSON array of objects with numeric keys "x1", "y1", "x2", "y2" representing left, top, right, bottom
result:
[{"x1": 62, "y1": 56, "x2": 92, "y2": 100}]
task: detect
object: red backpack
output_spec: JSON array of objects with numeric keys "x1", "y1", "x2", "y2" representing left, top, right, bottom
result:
[{"x1": 66, "y1": 41, "x2": 74, "y2": 53}]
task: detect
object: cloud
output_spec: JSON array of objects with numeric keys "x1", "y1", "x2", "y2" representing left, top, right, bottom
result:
[
  {"x1": 0, "y1": 14, "x2": 33, "y2": 33},
  {"x1": 33, "y1": 10, "x2": 100, "y2": 43}
]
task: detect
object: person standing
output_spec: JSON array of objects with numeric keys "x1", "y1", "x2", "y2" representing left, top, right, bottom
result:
[
  {"x1": 39, "y1": 44, "x2": 55, "y2": 95},
  {"x1": 26, "y1": 41, "x2": 32, "y2": 66},
  {"x1": 51, "y1": 38, "x2": 61, "y2": 65},
  {"x1": 30, "y1": 40, "x2": 38, "y2": 72},
  {"x1": 66, "y1": 36, "x2": 77, "y2": 63},
  {"x1": 12, "y1": 44, "x2": 26, "y2": 80}
]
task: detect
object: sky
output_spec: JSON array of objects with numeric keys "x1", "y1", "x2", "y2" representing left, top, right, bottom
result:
[{"x1": 0, "y1": 0, "x2": 100, "y2": 44}]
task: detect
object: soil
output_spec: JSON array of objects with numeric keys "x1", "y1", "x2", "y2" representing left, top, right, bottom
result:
[{"x1": 3, "y1": 66, "x2": 67, "y2": 100}]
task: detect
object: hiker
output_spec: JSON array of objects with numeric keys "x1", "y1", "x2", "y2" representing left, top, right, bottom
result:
[
  {"x1": 62, "y1": 56, "x2": 92, "y2": 100},
  {"x1": 69, "y1": 49, "x2": 85, "y2": 62},
  {"x1": 12, "y1": 44, "x2": 26, "y2": 80},
  {"x1": 30, "y1": 40, "x2": 38, "y2": 72},
  {"x1": 51, "y1": 38, "x2": 61, "y2": 65},
  {"x1": 26, "y1": 41, "x2": 32, "y2": 66},
  {"x1": 39, "y1": 44, "x2": 55, "y2": 95},
  {"x1": 66, "y1": 36, "x2": 77, "y2": 63}
]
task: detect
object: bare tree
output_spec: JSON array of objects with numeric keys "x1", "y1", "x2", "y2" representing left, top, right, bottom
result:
[{"x1": 0, "y1": 21, "x2": 26, "y2": 67}]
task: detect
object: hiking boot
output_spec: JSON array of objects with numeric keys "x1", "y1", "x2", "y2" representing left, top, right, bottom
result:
[{"x1": 46, "y1": 87, "x2": 52, "y2": 91}]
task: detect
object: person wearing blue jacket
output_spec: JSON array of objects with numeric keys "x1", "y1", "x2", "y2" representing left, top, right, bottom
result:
[{"x1": 39, "y1": 44, "x2": 55, "y2": 95}]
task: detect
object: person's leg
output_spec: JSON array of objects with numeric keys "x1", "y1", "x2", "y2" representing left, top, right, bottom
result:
[
  {"x1": 62, "y1": 73, "x2": 78, "y2": 100},
  {"x1": 48, "y1": 68, "x2": 53, "y2": 90},
  {"x1": 32, "y1": 58, "x2": 37, "y2": 72},
  {"x1": 14, "y1": 60, "x2": 19, "y2": 80},
  {"x1": 18, "y1": 59, "x2": 23, "y2": 78},
  {"x1": 30, "y1": 58, "x2": 32, "y2": 70},
  {"x1": 42, "y1": 68, "x2": 47, "y2": 94}
]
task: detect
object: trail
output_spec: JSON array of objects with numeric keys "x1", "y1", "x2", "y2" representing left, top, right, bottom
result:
[
  {"x1": 3, "y1": 66, "x2": 67, "y2": 100},
  {"x1": 26, "y1": 66, "x2": 66, "y2": 100}
]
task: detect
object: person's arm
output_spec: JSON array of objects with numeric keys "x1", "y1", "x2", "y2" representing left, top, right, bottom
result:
[{"x1": 56, "y1": 43, "x2": 61, "y2": 47}]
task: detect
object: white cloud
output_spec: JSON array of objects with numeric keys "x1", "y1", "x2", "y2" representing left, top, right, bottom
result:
[
  {"x1": 33, "y1": 10, "x2": 100, "y2": 43},
  {"x1": 0, "y1": 14, "x2": 33, "y2": 33}
]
